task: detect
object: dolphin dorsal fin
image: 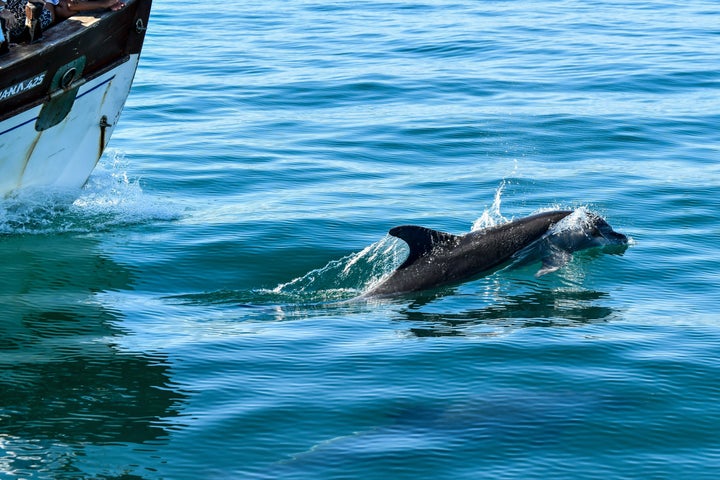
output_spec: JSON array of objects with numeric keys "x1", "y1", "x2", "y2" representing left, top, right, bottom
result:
[{"x1": 389, "y1": 225, "x2": 460, "y2": 269}]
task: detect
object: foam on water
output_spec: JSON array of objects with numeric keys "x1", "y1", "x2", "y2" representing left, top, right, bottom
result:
[{"x1": 0, "y1": 152, "x2": 180, "y2": 235}]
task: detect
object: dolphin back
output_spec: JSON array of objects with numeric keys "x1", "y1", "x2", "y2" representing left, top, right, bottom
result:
[{"x1": 364, "y1": 209, "x2": 624, "y2": 297}]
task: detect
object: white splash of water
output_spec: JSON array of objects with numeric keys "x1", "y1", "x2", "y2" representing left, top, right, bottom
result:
[
  {"x1": 71, "y1": 151, "x2": 180, "y2": 225},
  {"x1": 472, "y1": 179, "x2": 510, "y2": 231},
  {"x1": 547, "y1": 206, "x2": 592, "y2": 234},
  {"x1": 272, "y1": 235, "x2": 404, "y2": 298},
  {"x1": 0, "y1": 152, "x2": 179, "y2": 235}
]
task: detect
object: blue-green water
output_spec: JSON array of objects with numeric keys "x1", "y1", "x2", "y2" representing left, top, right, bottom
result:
[{"x1": 2, "y1": 0, "x2": 720, "y2": 478}]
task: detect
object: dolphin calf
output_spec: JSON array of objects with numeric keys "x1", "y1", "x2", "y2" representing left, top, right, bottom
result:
[{"x1": 363, "y1": 210, "x2": 627, "y2": 297}]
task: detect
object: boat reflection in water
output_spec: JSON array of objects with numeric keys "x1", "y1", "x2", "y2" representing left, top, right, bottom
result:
[
  {"x1": 0, "y1": 233, "x2": 186, "y2": 478},
  {"x1": 0, "y1": 0, "x2": 151, "y2": 197}
]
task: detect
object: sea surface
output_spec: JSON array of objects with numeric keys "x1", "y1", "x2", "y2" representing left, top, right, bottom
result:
[{"x1": 2, "y1": 0, "x2": 720, "y2": 478}]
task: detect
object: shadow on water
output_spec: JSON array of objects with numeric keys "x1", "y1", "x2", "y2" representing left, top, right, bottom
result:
[
  {"x1": 0, "y1": 232, "x2": 187, "y2": 478},
  {"x1": 399, "y1": 287, "x2": 617, "y2": 338}
]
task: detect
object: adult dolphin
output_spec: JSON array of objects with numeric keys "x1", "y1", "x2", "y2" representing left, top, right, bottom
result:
[{"x1": 363, "y1": 210, "x2": 627, "y2": 297}]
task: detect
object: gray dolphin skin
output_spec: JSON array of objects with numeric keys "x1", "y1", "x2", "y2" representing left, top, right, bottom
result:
[{"x1": 364, "y1": 210, "x2": 628, "y2": 297}]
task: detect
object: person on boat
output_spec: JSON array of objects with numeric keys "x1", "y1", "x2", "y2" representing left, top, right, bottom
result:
[
  {"x1": 4, "y1": 0, "x2": 53, "y2": 39},
  {"x1": 4, "y1": 0, "x2": 124, "y2": 42},
  {"x1": 52, "y1": 0, "x2": 125, "y2": 22}
]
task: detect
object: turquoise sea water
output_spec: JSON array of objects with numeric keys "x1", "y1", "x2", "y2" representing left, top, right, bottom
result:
[{"x1": 2, "y1": 0, "x2": 720, "y2": 478}]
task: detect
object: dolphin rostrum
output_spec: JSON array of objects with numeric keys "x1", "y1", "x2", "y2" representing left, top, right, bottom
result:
[{"x1": 363, "y1": 210, "x2": 628, "y2": 297}]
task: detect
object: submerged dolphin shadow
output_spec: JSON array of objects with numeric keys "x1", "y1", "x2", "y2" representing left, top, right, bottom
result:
[{"x1": 271, "y1": 386, "x2": 613, "y2": 478}]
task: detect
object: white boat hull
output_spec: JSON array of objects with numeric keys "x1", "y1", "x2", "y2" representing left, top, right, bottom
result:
[{"x1": 0, "y1": 54, "x2": 140, "y2": 197}]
